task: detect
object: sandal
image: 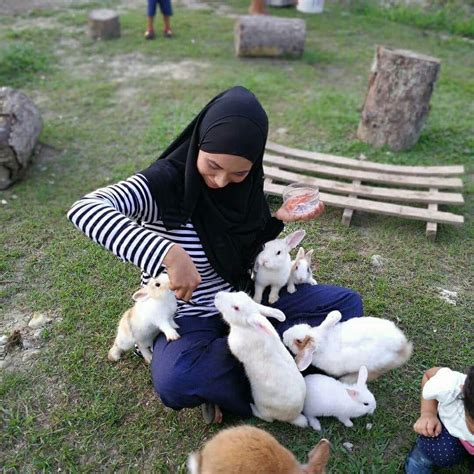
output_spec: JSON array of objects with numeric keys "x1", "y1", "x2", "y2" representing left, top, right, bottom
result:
[
  {"x1": 201, "y1": 402, "x2": 216, "y2": 424},
  {"x1": 163, "y1": 29, "x2": 173, "y2": 38},
  {"x1": 144, "y1": 30, "x2": 156, "y2": 40}
]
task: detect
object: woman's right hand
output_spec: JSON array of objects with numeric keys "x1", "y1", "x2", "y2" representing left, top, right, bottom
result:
[
  {"x1": 413, "y1": 413, "x2": 442, "y2": 437},
  {"x1": 163, "y1": 244, "x2": 201, "y2": 302}
]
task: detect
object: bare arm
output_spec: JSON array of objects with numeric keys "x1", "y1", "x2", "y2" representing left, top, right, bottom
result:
[{"x1": 413, "y1": 367, "x2": 442, "y2": 437}]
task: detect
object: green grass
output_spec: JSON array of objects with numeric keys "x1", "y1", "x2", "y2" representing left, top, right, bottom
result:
[{"x1": 0, "y1": 0, "x2": 473, "y2": 472}]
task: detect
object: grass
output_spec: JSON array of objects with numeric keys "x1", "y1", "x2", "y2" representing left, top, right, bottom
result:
[{"x1": 0, "y1": 0, "x2": 472, "y2": 472}]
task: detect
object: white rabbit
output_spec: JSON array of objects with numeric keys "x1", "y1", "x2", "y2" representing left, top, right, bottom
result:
[
  {"x1": 303, "y1": 366, "x2": 376, "y2": 431},
  {"x1": 253, "y1": 230, "x2": 306, "y2": 304},
  {"x1": 283, "y1": 310, "x2": 413, "y2": 383},
  {"x1": 287, "y1": 247, "x2": 317, "y2": 294},
  {"x1": 214, "y1": 291, "x2": 308, "y2": 427},
  {"x1": 108, "y1": 273, "x2": 179, "y2": 364}
]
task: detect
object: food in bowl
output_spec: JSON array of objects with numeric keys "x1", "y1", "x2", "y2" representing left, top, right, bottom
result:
[{"x1": 282, "y1": 183, "x2": 320, "y2": 216}]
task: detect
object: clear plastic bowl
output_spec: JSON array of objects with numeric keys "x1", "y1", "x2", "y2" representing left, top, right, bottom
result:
[{"x1": 282, "y1": 182, "x2": 320, "y2": 216}]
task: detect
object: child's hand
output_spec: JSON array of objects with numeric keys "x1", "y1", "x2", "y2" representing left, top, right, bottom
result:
[{"x1": 413, "y1": 413, "x2": 442, "y2": 437}]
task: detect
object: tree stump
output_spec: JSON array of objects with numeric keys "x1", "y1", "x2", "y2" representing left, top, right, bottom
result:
[
  {"x1": 249, "y1": 0, "x2": 267, "y2": 14},
  {"x1": 0, "y1": 87, "x2": 43, "y2": 190},
  {"x1": 235, "y1": 16, "x2": 306, "y2": 58},
  {"x1": 357, "y1": 46, "x2": 440, "y2": 151},
  {"x1": 88, "y1": 9, "x2": 121, "y2": 40}
]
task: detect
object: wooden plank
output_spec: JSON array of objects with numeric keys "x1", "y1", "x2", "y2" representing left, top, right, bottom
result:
[
  {"x1": 263, "y1": 166, "x2": 464, "y2": 204},
  {"x1": 426, "y1": 188, "x2": 438, "y2": 241},
  {"x1": 266, "y1": 141, "x2": 465, "y2": 176},
  {"x1": 264, "y1": 154, "x2": 464, "y2": 189},
  {"x1": 342, "y1": 179, "x2": 361, "y2": 226},
  {"x1": 264, "y1": 181, "x2": 464, "y2": 226}
]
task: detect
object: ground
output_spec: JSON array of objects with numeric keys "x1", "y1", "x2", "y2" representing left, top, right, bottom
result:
[{"x1": 0, "y1": 0, "x2": 472, "y2": 472}]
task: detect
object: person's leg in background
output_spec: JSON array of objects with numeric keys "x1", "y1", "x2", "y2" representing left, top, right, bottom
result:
[
  {"x1": 158, "y1": 0, "x2": 173, "y2": 37},
  {"x1": 145, "y1": 0, "x2": 158, "y2": 39}
]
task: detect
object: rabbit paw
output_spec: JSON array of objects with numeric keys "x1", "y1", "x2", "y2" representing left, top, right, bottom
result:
[
  {"x1": 308, "y1": 416, "x2": 322, "y2": 431},
  {"x1": 290, "y1": 414, "x2": 308, "y2": 428},
  {"x1": 287, "y1": 283, "x2": 296, "y2": 294},
  {"x1": 339, "y1": 418, "x2": 354, "y2": 428},
  {"x1": 268, "y1": 293, "x2": 280, "y2": 304},
  {"x1": 165, "y1": 329, "x2": 180, "y2": 341}
]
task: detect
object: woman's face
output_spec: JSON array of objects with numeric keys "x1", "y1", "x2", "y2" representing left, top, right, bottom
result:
[{"x1": 197, "y1": 150, "x2": 253, "y2": 189}]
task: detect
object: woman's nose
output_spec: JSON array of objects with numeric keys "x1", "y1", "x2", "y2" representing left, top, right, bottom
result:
[{"x1": 215, "y1": 173, "x2": 229, "y2": 188}]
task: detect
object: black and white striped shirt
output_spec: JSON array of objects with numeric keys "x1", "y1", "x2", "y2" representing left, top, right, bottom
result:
[{"x1": 67, "y1": 174, "x2": 234, "y2": 318}]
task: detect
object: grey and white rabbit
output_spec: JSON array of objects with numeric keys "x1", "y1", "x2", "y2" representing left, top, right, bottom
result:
[
  {"x1": 253, "y1": 230, "x2": 306, "y2": 304},
  {"x1": 303, "y1": 366, "x2": 376, "y2": 431},
  {"x1": 108, "y1": 273, "x2": 179, "y2": 364},
  {"x1": 287, "y1": 247, "x2": 317, "y2": 293}
]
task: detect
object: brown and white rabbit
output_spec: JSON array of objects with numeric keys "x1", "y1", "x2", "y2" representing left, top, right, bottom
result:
[
  {"x1": 108, "y1": 273, "x2": 179, "y2": 364},
  {"x1": 187, "y1": 425, "x2": 331, "y2": 474},
  {"x1": 287, "y1": 247, "x2": 317, "y2": 293}
]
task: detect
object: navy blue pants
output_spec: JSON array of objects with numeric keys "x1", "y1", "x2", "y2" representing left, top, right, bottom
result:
[
  {"x1": 147, "y1": 0, "x2": 173, "y2": 17},
  {"x1": 151, "y1": 284, "x2": 363, "y2": 417}
]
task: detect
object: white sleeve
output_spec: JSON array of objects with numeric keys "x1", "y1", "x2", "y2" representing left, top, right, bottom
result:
[
  {"x1": 422, "y1": 368, "x2": 466, "y2": 404},
  {"x1": 67, "y1": 174, "x2": 174, "y2": 277}
]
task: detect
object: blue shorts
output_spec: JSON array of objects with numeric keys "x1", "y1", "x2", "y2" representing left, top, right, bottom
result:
[
  {"x1": 151, "y1": 284, "x2": 364, "y2": 417},
  {"x1": 147, "y1": 0, "x2": 173, "y2": 17}
]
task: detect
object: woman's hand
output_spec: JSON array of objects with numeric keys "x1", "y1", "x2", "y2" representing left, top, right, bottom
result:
[
  {"x1": 274, "y1": 201, "x2": 325, "y2": 223},
  {"x1": 163, "y1": 245, "x2": 201, "y2": 301},
  {"x1": 413, "y1": 413, "x2": 442, "y2": 437}
]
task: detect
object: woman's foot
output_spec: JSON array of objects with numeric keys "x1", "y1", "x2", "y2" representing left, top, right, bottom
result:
[
  {"x1": 144, "y1": 30, "x2": 156, "y2": 40},
  {"x1": 163, "y1": 29, "x2": 173, "y2": 38},
  {"x1": 201, "y1": 403, "x2": 223, "y2": 424}
]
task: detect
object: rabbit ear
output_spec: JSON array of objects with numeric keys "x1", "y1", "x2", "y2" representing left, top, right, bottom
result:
[
  {"x1": 346, "y1": 388, "x2": 359, "y2": 400},
  {"x1": 294, "y1": 336, "x2": 316, "y2": 371},
  {"x1": 303, "y1": 439, "x2": 331, "y2": 474},
  {"x1": 254, "y1": 303, "x2": 286, "y2": 322},
  {"x1": 132, "y1": 289, "x2": 150, "y2": 302},
  {"x1": 284, "y1": 230, "x2": 306, "y2": 250},
  {"x1": 296, "y1": 247, "x2": 305, "y2": 259},
  {"x1": 305, "y1": 249, "x2": 314, "y2": 264},
  {"x1": 249, "y1": 314, "x2": 277, "y2": 336},
  {"x1": 357, "y1": 366, "x2": 368, "y2": 386},
  {"x1": 319, "y1": 310, "x2": 342, "y2": 330}
]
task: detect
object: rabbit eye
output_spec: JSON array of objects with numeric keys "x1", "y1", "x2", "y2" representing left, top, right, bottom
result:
[
  {"x1": 232, "y1": 305, "x2": 240, "y2": 311},
  {"x1": 276, "y1": 250, "x2": 281, "y2": 255},
  {"x1": 155, "y1": 282, "x2": 161, "y2": 287},
  {"x1": 363, "y1": 402, "x2": 369, "y2": 406},
  {"x1": 295, "y1": 265, "x2": 299, "y2": 270}
]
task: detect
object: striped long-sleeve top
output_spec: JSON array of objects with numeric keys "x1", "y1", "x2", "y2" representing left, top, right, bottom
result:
[{"x1": 67, "y1": 174, "x2": 234, "y2": 318}]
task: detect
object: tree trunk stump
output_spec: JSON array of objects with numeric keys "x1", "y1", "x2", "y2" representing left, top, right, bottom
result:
[
  {"x1": 235, "y1": 16, "x2": 306, "y2": 58},
  {"x1": 0, "y1": 87, "x2": 43, "y2": 190},
  {"x1": 88, "y1": 9, "x2": 121, "y2": 40},
  {"x1": 357, "y1": 46, "x2": 440, "y2": 151},
  {"x1": 249, "y1": 0, "x2": 267, "y2": 14}
]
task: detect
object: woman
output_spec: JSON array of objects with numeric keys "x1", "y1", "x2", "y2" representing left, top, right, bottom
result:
[{"x1": 68, "y1": 86, "x2": 363, "y2": 423}]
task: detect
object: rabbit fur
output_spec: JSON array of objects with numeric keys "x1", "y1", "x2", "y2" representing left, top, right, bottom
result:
[
  {"x1": 287, "y1": 247, "x2": 317, "y2": 294},
  {"x1": 214, "y1": 291, "x2": 307, "y2": 427},
  {"x1": 253, "y1": 230, "x2": 306, "y2": 304},
  {"x1": 282, "y1": 310, "x2": 413, "y2": 383},
  {"x1": 108, "y1": 274, "x2": 179, "y2": 364},
  {"x1": 187, "y1": 425, "x2": 331, "y2": 474},
  {"x1": 303, "y1": 366, "x2": 376, "y2": 431}
]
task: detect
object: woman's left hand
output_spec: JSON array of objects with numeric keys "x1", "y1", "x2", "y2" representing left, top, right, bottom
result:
[{"x1": 274, "y1": 200, "x2": 325, "y2": 223}]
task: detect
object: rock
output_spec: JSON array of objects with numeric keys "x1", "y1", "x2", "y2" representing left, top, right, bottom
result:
[
  {"x1": 437, "y1": 288, "x2": 458, "y2": 306},
  {"x1": 33, "y1": 328, "x2": 44, "y2": 339},
  {"x1": 0, "y1": 335, "x2": 8, "y2": 345},
  {"x1": 28, "y1": 312, "x2": 52, "y2": 329},
  {"x1": 276, "y1": 127, "x2": 288, "y2": 135},
  {"x1": 366, "y1": 423, "x2": 373, "y2": 430},
  {"x1": 342, "y1": 442, "x2": 354, "y2": 452},
  {"x1": 0, "y1": 358, "x2": 12, "y2": 370},
  {"x1": 370, "y1": 255, "x2": 386, "y2": 268},
  {"x1": 22, "y1": 349, "x2": 41, "y2": 362}
]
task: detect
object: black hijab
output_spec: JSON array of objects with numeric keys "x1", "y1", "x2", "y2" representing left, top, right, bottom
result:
[{"x1": 141, "y1": 86, "x2": 283, "y2": 289}]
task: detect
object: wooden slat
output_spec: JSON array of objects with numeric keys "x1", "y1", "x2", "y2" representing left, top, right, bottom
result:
[
  {"x1": 266, "y1": 142, "x2": 465, "y2": 176},
  {"x1": 342, "y1": 179, "x2": 361, "y2": 227},
  {"x1": 264, "y1": 181, "x2": 464, "y2": 226},
  {"x1": 426, "y1": 188, "x2": 438, "y2": 241},
  {"x1": 263, "y1": 165, "x2": 464, "y2": 205},
  {"x1": 264, "y1": 154, "x2": 463, "y2": 189}
]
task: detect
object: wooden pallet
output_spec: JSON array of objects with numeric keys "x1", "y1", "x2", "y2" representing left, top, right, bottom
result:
[{"x1": 263, "y1": 142, "x2": 465, "y2": 241}]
